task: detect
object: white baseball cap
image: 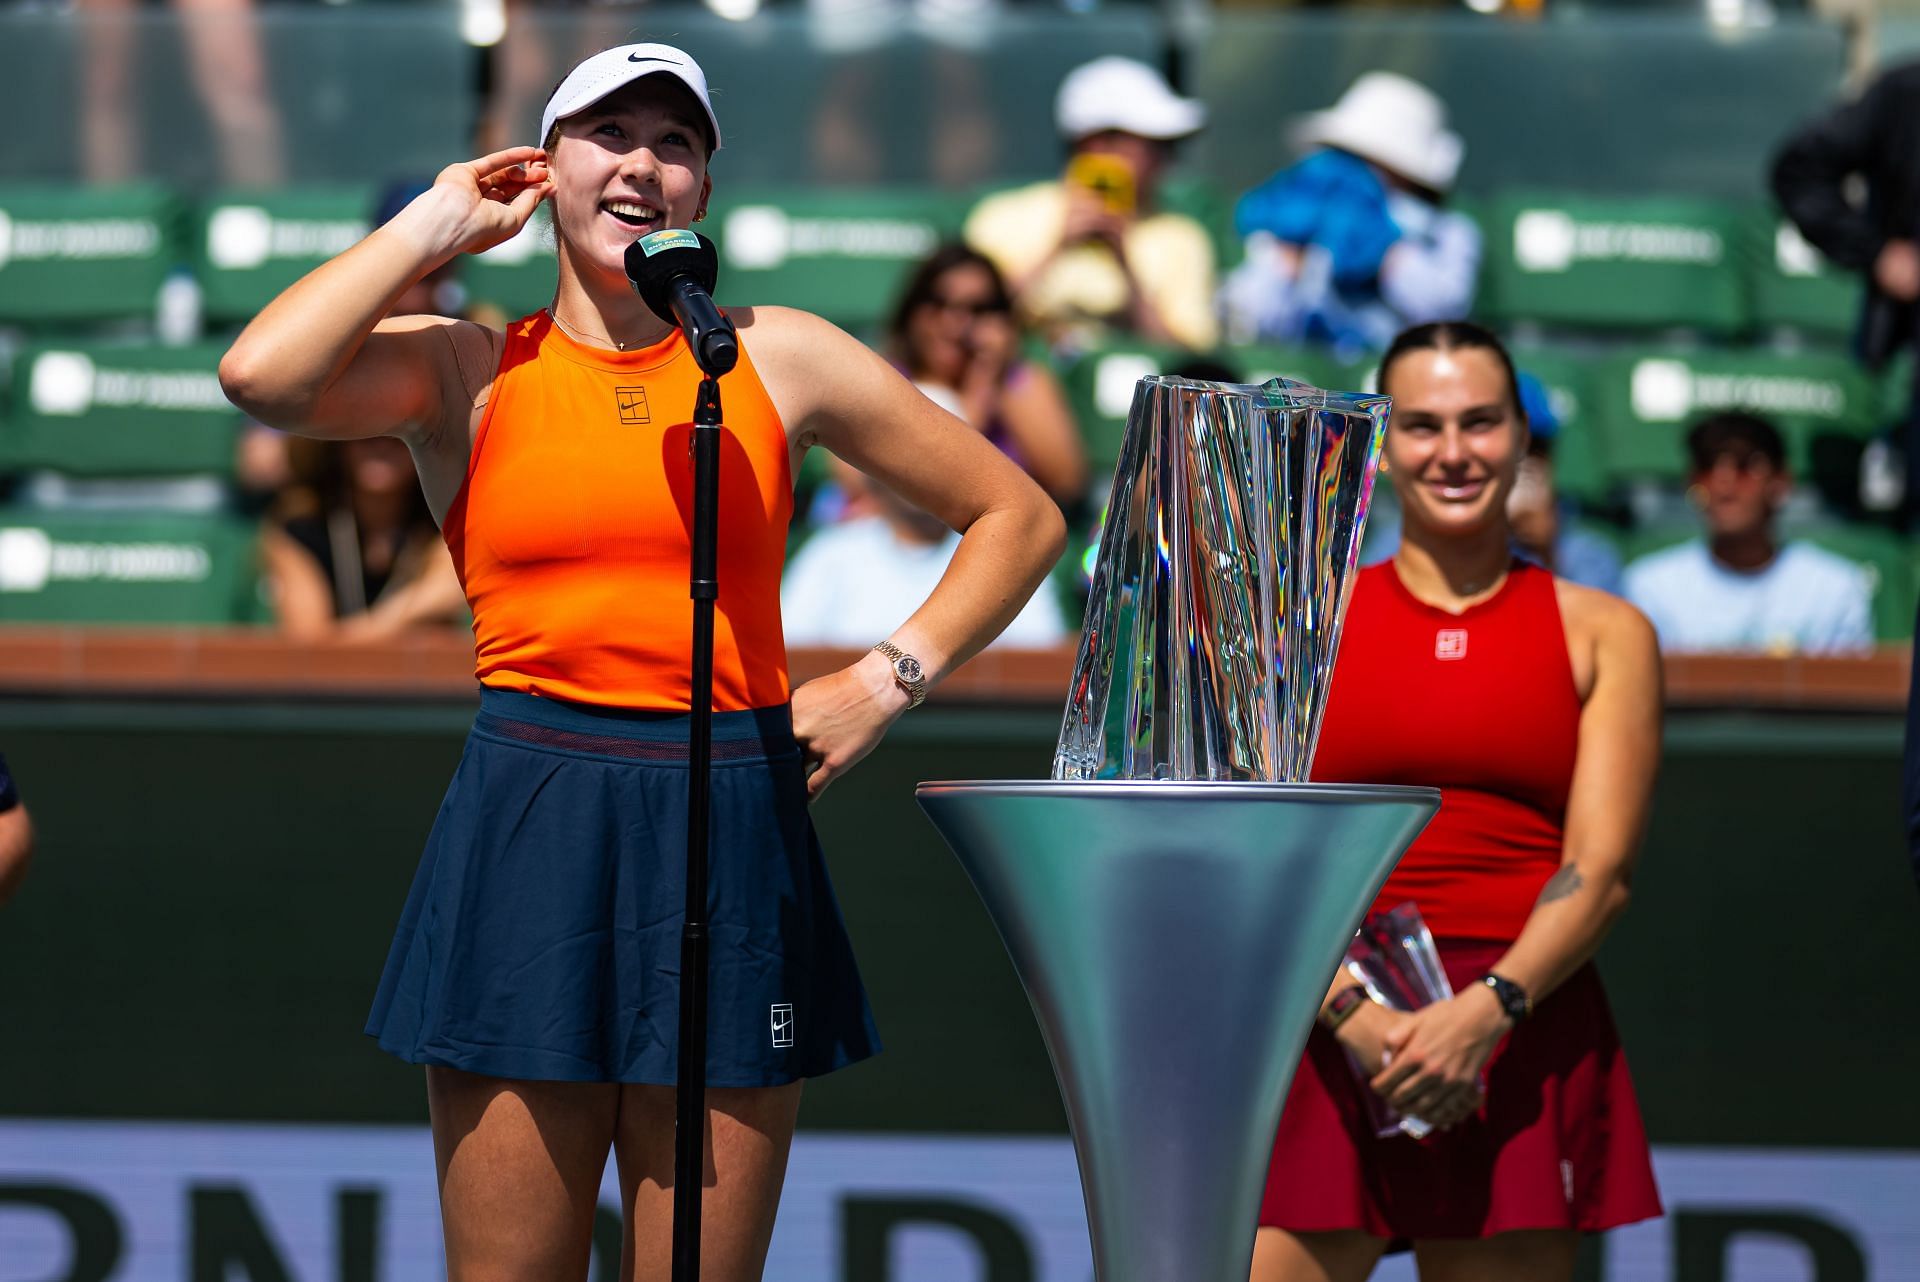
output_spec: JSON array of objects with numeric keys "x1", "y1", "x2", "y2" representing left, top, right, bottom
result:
[
  {"x1": 539, "y1": 43, "x2": 723, "y2": 154},
  {"x1": 1054, "y1": 56, "x2": 1206, "y2": 143},
  {"x1": 1295, "y1": 72, "x2": 1462, "y2": 194}
]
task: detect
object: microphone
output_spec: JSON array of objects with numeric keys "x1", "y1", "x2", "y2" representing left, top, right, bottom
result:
[{"x1": 625, "y1": 229, "x2": 738, "y2": 377}]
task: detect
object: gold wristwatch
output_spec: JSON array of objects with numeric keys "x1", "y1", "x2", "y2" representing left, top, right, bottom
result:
[{"x1": 873, "y1": 641, "x2": 927, "y2": 709}]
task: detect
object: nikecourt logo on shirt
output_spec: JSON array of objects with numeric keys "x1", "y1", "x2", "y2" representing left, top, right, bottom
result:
[
  {"x1": 1435, "y1": 629, "x2": 1468, "y2": 661},
  {"x1": 770, "y1": 1003, "x2": 794, "y2": 1048},
  {"x1": 615, "y1": 387, "x2": 650, "y2": 425}
]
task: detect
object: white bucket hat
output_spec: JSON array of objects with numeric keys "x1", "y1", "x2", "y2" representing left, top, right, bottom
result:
[
  {"x1": 540, "y1": 43, "x2": 723, "y2": 154},
  {"x1": 1295, "y1": 72, "x2": 1462, "y2": 193},
  {"x1": 1054, "y1": 56, "x2": 1207, "y2": 143}
]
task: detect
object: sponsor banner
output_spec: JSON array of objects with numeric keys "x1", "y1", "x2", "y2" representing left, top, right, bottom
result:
[
  {"x1": 0, "y1": 213, "x2": 164, "y2": 269},
  {"x1": 721, "y1": 206, "x2": 940, "y2": 271},
  {"x1": 2, "y1": 1123, "x2": 1917, "y2": 1281},
  {"x1": 1627, "y1": 357, "x2": 1854, "y2": 425},
  {"x1": 1514, "y1": 209, "x2": 1725, "y2": 273},
  {"x1": 0, "y1": 526, "x2": 214, "y2": 594}
]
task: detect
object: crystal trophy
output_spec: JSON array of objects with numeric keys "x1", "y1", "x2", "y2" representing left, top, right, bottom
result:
[
  {"x1": 918, "y1": 372, "x2": 1437, "y2": 1282},
  {"x1": 1342, "y1": 903, "x2": 1459, "y2": 1140}
]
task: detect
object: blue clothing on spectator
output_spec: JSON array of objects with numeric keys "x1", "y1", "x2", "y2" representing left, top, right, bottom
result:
[
  {"x1": 1221, "y1": 149, "x2": 1482, "y2": 355},
  {"x1": 1623, "y1": 540, "x2": 1874, "y2": 655},
  {"x1": 1236, "y1": 151, "x2": 1401, "y2": 290}
]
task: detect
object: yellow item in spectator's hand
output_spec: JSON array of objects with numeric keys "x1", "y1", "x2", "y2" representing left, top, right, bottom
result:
[{"x1": 1067, "y1": 153, "x2": 1137, "y2": 218}]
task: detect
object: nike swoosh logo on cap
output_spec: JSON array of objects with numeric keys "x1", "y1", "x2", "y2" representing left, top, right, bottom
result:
[{"x1": 627, "y1": 53, "x2": 683, "y2": 64}]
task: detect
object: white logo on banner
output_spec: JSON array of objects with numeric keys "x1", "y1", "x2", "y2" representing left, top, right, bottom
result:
[
  {"x1": 725, "y1": 206, "x2": 792, "y2": 270},
  {"x1": 0, "y1": 210, "x2": 12, "y2": 270},
  {"x1": 29, "y1": 350, "x2": 97, "y2": 416},
  {"x1": 1514, "y1": 209, "x2": 1578, "y2": 273},
  {"x1": 0, "y1": 528, "x2": 53, "y2": 592},
  {"x1": 1095, "y1": 354, "x2": 1161, "y2": 420},
  {"x1": 1631, "y1": 358, "x2": 1695, "y2": 422},
  {"x1": 207, "y1": 206, "x2": 274, "y2": 270}
]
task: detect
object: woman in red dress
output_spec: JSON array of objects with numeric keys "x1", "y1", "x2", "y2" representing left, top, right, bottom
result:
[{"x1": 1255, "y1": 321, "x2": 1664, "y2": 1282}]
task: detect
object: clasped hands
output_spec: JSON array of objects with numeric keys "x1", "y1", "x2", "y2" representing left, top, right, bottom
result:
[{"x1": 1337, "y1": 981, "x2": 1512, "y2": 1133}]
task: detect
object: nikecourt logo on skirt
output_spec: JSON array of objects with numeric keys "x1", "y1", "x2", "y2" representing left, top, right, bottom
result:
[{"x1": 770, "y1": 1003, "x2": 794, "y2": 1048}]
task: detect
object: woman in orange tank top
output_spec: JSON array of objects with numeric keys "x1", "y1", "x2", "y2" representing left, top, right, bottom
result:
[
  {"x1": 1254, "y1": 323, "x2": 1664, "y2": 1282},
  {"x1": 221, "y1": 43, "x2": 1064, "y2": 1282}
]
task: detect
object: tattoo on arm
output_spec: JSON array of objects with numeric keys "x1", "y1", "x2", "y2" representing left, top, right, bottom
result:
[{"x1": 1538, "y1": 865, "x2": 1586, "y2": 905}]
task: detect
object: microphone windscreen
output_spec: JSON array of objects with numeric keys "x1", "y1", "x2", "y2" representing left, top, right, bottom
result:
[{"x1": 624, "y1": 230, "x2": 720, "y2": 326}]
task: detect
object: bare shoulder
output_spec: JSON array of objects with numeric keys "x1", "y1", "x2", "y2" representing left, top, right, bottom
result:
[
  {"x1": 732, "y1": 305, "x2": 859, "y2": 367},
  {"x1": 732, "y1": 305, "x2": 895, "y2": 441},
  {"x1": 1557, "y1": 579, "x2": 1655, "y2": 647},
  {"x1": 1555, "y1": 578, "x2": 1660, "y2": 698}
]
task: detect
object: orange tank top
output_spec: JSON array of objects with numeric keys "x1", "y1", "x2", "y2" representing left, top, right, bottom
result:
[{"x1": 443, "y1": 311, "x2": 793, "y2": 711}]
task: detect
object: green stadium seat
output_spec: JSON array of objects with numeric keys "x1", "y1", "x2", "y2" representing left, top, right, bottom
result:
[
  {"x1": 1509, "y1": 348, "x2": 1609, "y2": 507},
  {"x1": 0, "y1": 185, "x2": 184, "y2": 325},
  {"x1": 704, "y1": 187, "x2": 972, "y2": 334},
  {"x1": 0, "y1": 509, "x2": 258, "y2": 624},
  {"x1": 463, "y1": 209, "x2": 559, "y2": 320},
  {"x1": 1623, "y1": 520, "x2": 1915, "y2": 644},
  {"x1": 1058, "y1": 342, "x2": 1186, "y2": 473},
  {"x1": 1159, "y1": 175, "x2": 1242, "y2": 274},
  {"x1": 193, "y1": 188, "x2": 372, "y2": 324},
  {"x1": 1587, "y1": 348, "x2": 1880, "y2": 487},
  {"x1": 1480, "y1": 194, "x2": 1747, "y2": 335},
  {"x1": 1747, "y1": 213, "x2": 1860, "y2": 340},
  {"x1": 1, "y1": 342, "x2": 237, "y2": 477},
  {"x1": 1232, "y1": 344, "x2": 1372, "y2": 394}
]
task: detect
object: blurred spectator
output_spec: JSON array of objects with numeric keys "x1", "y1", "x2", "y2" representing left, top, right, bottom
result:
[
  {"x1": 260, "y1": 436, "x2": 467, "y2": 644},
  {"x1": 78, "y1": 0, "x2": 284, "y2": 187},
  {"x1": 1773, "y1": 65, "x2": 1920, "y2": 523},
  {"x1": 965, "y1": 57, "x2": 1217, "y2": 354},
  {"x1": 1506, "y1": 372, "x2": 1623, "y2": 594},
  {"x1": 0, "y1": 753, "x2": 32, "y2": 909},
  {"x1": 782, "y1": 445, "x2": 1069, "y2": 650},
  {"x1": 1220, "y1": 73, "x2": 1479, "y2": 358},
  {"x1": 888, "y1": 244, "x2": 1087, "y2": 509},
  {"x1": 239, "y1": 180, "x2": 487, "y2": 530},
  {"x1": 1623, "y1": 412, "x2": 1872, "y2": 655}
]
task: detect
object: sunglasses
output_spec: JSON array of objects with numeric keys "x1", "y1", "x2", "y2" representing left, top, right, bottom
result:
[{"x1": 925, "y1": 293, "x2": 1009, "y2": 318}]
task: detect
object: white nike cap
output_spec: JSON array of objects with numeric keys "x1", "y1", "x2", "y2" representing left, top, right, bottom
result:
[{"x1": 539, "y1": 43, "x2": 723, "y2": 155}]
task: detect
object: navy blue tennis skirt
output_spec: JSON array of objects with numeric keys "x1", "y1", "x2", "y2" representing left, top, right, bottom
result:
[{"x1": 365, "y1": 688, "x2": 881, "y2": 1085}]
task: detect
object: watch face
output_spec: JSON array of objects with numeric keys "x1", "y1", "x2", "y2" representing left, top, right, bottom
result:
[{"x1": 894, "y1": 656, "x2": 924, "y2": 683}]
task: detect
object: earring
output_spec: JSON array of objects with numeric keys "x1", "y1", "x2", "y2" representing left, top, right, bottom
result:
[{"x1": 695, "y1": 208, "x2": 708, "y2": 222}]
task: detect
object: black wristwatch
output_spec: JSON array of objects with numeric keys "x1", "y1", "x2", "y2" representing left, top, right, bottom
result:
[{"x1": 1479, "y1": 972, "x2": 1532, "y2": 1024}]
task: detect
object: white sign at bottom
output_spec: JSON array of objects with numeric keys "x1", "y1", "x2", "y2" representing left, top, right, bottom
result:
[{"x1": 1, "y1": 1123, "x2": 1916, "y2": 1281}]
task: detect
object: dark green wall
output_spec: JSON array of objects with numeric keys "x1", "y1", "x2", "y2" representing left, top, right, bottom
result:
[{"x1": 1, "y1": 698, "x2": 1915, "y2": 1147}]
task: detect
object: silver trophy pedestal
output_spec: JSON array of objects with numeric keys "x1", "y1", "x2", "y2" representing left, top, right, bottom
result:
[{"x1": 917, "y1": 780, "x2": 1438, "y2": 1282}]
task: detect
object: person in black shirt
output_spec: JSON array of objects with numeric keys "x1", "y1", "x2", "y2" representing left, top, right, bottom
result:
[
  {"x1": 1774, "y1": 69, "x2": 1920, "y2": 892},
  {"x1": 1772, "y1": 65, "x2": 1920, "y2": 518}
]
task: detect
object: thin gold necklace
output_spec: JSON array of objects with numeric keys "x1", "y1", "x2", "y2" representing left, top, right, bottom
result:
[{"x1": 549, "y1": 307, "x2": 629, "y2": 351}]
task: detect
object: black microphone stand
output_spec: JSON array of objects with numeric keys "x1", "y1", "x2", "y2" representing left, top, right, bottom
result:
[{"x1": 673, "y1": 369, "x2": 723, "y2": 1282}]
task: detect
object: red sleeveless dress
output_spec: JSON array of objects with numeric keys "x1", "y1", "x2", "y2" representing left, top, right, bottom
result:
[{"x1": 1260, "y1": 560, "x2": 1662, "y2": 1242}]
